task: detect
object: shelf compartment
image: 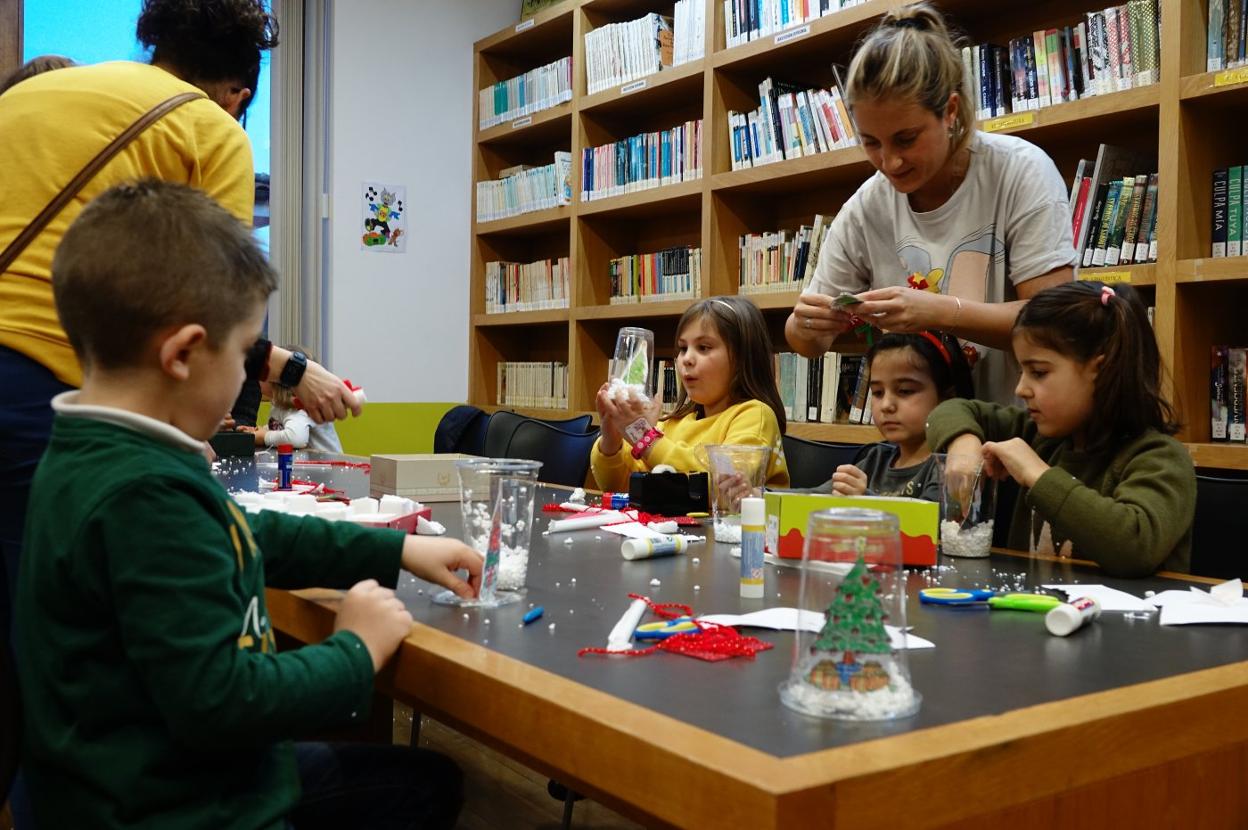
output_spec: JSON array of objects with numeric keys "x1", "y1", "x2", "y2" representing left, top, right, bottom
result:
[
  {"x1": 1180, "y1": 69, "x2": 1248, "y2": 105},
  {"x1": 712, "y1": 145, "x2": 871, "y2": 195},
  {"x1": 1173, "y1": 281, "x2": 1248, "y2": 444},
  {"x1": 476, "y1": 2, "x2": 576, "y2": 60},
  {"x1": 575, "y1": 299, "x2": 696, "y2": 320},
  {"x1": 477, "y1": 103, "x2": 573, "y2": 147},
  {"x1": 577, "y1": 178, "x2": 703, "y2": 218},
  {"x1": 1176, "y1": 257, "x2": 1248, "y2": 284},
  {"x1": 714, "y1": 2, "x2": 885, "y2": 72},
  {"x1": 1185, "y1": 443, "x2": 1248, "y2": 472},
  {"x1": 470, "y1": 322, "x2": 571, "y2": 409},
  {"x1": 579, "y1": 60, "x2": 705, "y2": 118},
  {"x1": 475, "y1": 206, "x2": 571, "y2": 237}
]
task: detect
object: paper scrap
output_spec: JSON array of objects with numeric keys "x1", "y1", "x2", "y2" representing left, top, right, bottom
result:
[
  {"x1": 598, "y1": 521, "x2": 669, "y2": 541},
  {"x1": 1148, "y1": 579, "x2": 1248, "y2": 625},
  {"x1": 1042, "y1": 584, "x2": 1154, "y2": 612},
  {"x1": 698, "y1": 608, "x2": 934, "y2": 650}
]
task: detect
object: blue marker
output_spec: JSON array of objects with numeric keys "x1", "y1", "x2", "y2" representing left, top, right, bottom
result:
[{"x1": 522, "y1": 606, "x2": 545, "y2": 625}]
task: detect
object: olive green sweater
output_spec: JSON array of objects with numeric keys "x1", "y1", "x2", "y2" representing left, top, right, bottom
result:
[
  {"x1": 17, "y1": 404, "x2": 406, "y2": 829},
  {"x1": 926, "y1": 399, "x2": 1195, "y2": 577}
]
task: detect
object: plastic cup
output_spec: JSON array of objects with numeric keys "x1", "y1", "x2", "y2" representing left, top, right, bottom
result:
[
  {"x1": 779, "y1": 508, "x2": 920, "y2": 721},
  {"x1": 608, "y1": 326, "x2": 656, "y2": 399},
  {"x1": 704, "y1": 444, "x2": 771, "y2": 544},
  {"x1": 935, "y1": 453, "x2": 997, "y2": 558},
  {"x1": 433, "y1": 458, "x2": 542, "y2": 608}
]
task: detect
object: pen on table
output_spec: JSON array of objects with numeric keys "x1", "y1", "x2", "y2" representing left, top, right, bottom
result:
[{"x1": 522, "y1": 606, "x2": 545, "y2": 625}]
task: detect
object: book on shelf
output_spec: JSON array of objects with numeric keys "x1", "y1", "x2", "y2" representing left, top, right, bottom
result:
[
  {"x1": 478, "y1": 56, "x2": 572, "y2": 130},
  {"x1": 1069, "y1": 144, "x2": 1157, "y2": 268},
  {"x1": 609, "y1": 245, "x2": 702, "y2": 304},
  {"x1": 672, "y1": 0, "x2": 706, "y2": 67},
  {"x1": 728, "y1": 77, "x2": 856, "y2": 171},
  {"x1": 655, "y1": 359, "x2": 683, "y2": 414},
  {"x1": 497, "y1": 361, "x2": 569, "y2": 409},
  {"x1": 961, "y1": 2, "x2": 1159, "y2": 121},
  {"x1": 1213, "y1": 168, "x2": 1230, "y2": 258},
  {"x1": 476, "y1": 151, "x2": 571, "y2": 223},
  {"x1": 581, "y1": 119, "x2": 702, "y2": 201},
  {"x1": 738, "y1": 214, "x2": 832, "y2": 295},
  {"x1": 584, "y1": 13, "x2": 673, "y2": 95},
  {"x1": 723, "y1": 0, "x2": 869, "y2": 49},
  {"x1": 1226, "y1": 347, "x2": 1247, "y2": 443},
  {"x1": 1212, "y1": 345, "x2": 1231, "y2": 442},
  {"x1": 1208, "y1": 0, "x2": 1248, "y2": 70},
  {"x1": 485, "y1": 256, "x2": 570, "y2": 314},
  {"x1": 775, "y1": 351, "x2": 870, "y2": 425},
  {"x1": 1211, "y1": 163, "x2": 1248, "y2": 259}
]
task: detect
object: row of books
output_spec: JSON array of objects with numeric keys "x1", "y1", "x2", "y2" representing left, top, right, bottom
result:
[
  {"x1": 609, "y1": 245, "x2": 703, "y2": 305},
  {"x1": 965, "y1": 3, "x2": 1159, "y2": 121},
  {"x1": 1211, "y1": 346, "x2": 1247, "y2": 443},
  {"x1": 1212, "y1": 165, "x2": 1248, "y2": 258},
  {"x1": 1070, "y1": 144, "x2": 1158, "y2": 267},
  {"x1": 653, "y1": 360, "x2": 683, "y2": 414},
  {"x1": 723, "y1": 0, "x2": 869, "y2": 49},
  {"x1": 1207, "y1": 0, "x2": 1248, "y2": 71},
  {"x1": 580, "y1": 119, "x2": 703, "y2": 201},
  {"x1": 476, "y1": 153, "x2": 573, "y2": 223},
  {"x1": 738, "y1": 214, "x2": 832, "y2": 295},
  {"x1": 777, "y1": 352, "x2": 873, "y2": 425},
  {"x1": 672, "y1": 0, "x2": 706, "y2": 67},
  {"x1": 484, "y1": 256, "x2": 570, "y2": 315},
  {"x1": 585, "y1": 13, "x2": 673, "y2": 95},
  {"x1": 728, "y1": 77, "x2": 856, "y2": 171},
  {"x1": 478, "y1": 56, "x2": 572, "y2": 130},
  {"x1": 497, "y1": 361, "x2": 569, "y2": 410}
]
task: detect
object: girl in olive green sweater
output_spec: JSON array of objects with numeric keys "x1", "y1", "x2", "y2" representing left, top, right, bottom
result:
[{"x1": 927, "y1": 281, "x2": 1195, "y2": 577}]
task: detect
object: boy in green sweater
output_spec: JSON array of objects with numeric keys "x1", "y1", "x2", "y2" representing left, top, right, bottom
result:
[{"x1": 16, "y1": 180, "x2": 482, "y2": 829}]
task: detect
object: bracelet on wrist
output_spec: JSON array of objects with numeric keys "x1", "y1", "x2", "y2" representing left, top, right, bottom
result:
[
  {"x1": 630, "y1": 427, "x2": 662, "y2": 460},
  {"x1": 622, "y1": 416, "x2": 651, "y2": 446}
]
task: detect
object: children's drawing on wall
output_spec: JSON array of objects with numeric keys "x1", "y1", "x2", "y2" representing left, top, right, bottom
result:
[{"x1": 361, "y1": 182, "x2": 406, "y2": 252}]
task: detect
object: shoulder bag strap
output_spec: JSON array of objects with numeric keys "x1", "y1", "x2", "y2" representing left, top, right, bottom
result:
[{"x1": 0, "y1": 90, "x2": 207, "y2": 274}]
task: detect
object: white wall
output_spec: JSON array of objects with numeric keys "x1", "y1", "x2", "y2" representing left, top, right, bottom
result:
[{"x1": 328, "y1": 0, "x2": 517, "y2": 402}]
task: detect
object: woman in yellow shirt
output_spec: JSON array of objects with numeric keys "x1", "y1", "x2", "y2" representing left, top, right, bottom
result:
[{"x1": 592, "y1": 296, "x2": 790, "y2": 491}]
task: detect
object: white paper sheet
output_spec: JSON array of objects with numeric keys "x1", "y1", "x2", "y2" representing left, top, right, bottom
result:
[
  {"x1": 1041, "y1": 584, "x2": 1155, "y2": 612},
  {"x1": 1149, "y1": 579, "x2": 1248, "y2": 625},
  {"x1": 598, "y1": 521, "x2": 670, "y2": 540},
  {"x1": 698, "y1": 608, "x2": 935, "y2": 649}
]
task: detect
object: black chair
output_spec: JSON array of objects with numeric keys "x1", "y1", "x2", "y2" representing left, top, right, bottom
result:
[
  {"x1": 432, "y1": 405, "x2": 489, "y2": 455},
  {"x1": 537, "y1": 413, "x2": 593, "y2": 434},
  {"x1": 1, "y1": 643, "x2": 19, "y2": 806},
  {"x1": 782, "y1": 434, "x2": 870, "y2": 489},
  {"x1": 1190, "y1": 473, "x2": 1248, "y2": 579},
  {"x1": 482, "y1": 410, "x2": 528, "y2": 459},
  {"x1": 504, "y1": 419, "x2": 600, "y2": 488}
]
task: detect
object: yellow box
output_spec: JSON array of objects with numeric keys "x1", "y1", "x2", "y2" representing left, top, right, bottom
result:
[
  {"x1": 369, "y1": 453, "x2": 480, "y2": 502},
  {"x1": 764, "y1": 491, "x2": 938, "y2": 566}
]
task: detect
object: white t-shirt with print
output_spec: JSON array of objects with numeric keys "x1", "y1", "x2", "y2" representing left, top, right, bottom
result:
[{"x1": 806, "y1": 130, "x2": 1077, "y2": 403}]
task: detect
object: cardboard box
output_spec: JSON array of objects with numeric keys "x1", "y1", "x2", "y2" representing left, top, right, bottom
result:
[
  {"x1": 763, "y1": 491, "x2": 938, "y2": 567},
  {"x1": 369, "y1": 453, "x2": 480, "y2": 502},
  {"x1": 348, "y1": 506, "x2": 433, "y2": 534}
]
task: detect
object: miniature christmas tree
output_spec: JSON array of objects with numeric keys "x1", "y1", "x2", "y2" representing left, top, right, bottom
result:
[{"x1": 812, "y1": 552, "x2": 891, "y2": 656}]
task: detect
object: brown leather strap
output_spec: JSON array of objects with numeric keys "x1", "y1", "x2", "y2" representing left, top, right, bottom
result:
[{"x1": 0, "y1": 90, "x2": 207, "y2": 274}]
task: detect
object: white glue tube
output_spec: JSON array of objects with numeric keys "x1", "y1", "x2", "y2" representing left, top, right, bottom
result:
[
  {"x1": 1045, "y1": 596, "x2": 1102, "y2": 636},
  {"x1": 620, "y1": 535, "x2": 704, "y2": 560},
  {"x1": 606, "y1": 598, "x2": 649, "y2": 652},
  {"x1": 739, "y1": 497, "x2": 765, "y2": 599},
  {"x1": 545, "y1": 510, "x2": 627, "y2": 534}
]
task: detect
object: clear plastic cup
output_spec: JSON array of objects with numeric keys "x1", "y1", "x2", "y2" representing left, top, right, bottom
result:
[
  {"x1": 607, "y1": 326, "x2": 656, "y2": 400},
  {"x1": 433, "y1": 458, "x2": 542, "y2": 608},
  {"x1": 936, "y1": 453, "x2": 997, "y2": 558},
  {"x1": 704, "y1": 444, "x2": 771, "y2": 544},
  {"x1": 779, "y1": 508, "x2": 920, "y2": 721}
]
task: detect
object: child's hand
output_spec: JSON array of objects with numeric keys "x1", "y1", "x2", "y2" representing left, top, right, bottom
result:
[
  {"x1": 943, "y1": 435, "x2": 986, "y2": 520},
  {"x1": 251, "y1": 425, "x2": 268, "y2": 447},
  {"x1": 334, "y1": 579, "x2": 414, "y2": 673},
  {"x1": 400, "y1": 537, "x2": 482, "y2": 600},
  {"x1": 830, "y1": 464, "x2": 867, "y2": 496},
  {"x1": 715, "y1": 471, "x2": 755, "y2": 512},
  {"x1": 595, "y1": 382, "x2": 623, "y2": 455},
  {"x1": 982, "y1": 439, "x2": 1049, "y2": 489}
]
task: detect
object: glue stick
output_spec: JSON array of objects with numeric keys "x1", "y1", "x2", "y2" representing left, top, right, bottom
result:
[
  {"x1": 277, "y1": 444, "x2": 294, "y2": 490},
  {"x1": 740, "y1": 497, "x2": 765, "y2": 599},
  {"x1": 621, "y1": 535, "x2": 699, "y2": 560},
  {"x1": 1045, "y1": 596, "x2": 1101, "y2": 637}
]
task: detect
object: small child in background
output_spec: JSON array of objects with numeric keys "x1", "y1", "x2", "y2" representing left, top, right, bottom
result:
[
  {"x1": 591, "y1": 295, "x2": 789, "y2": 491},
  {"x1": 0, "y1": 54, "x2": 76, "y2": 95},
  {"x1": 816, "y1": 330, "x2": 973, "y2": 501},
  {"x1": 250, "y1": 344, "x2": 344, "y2": 452},
  {"x1": 927, "y1": 281, "x2": 1195, "y2": 577}
]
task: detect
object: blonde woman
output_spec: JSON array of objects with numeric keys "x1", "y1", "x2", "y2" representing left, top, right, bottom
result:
[{"x1": 786, "y1": 3, "x2": 1076, "y2": 403}]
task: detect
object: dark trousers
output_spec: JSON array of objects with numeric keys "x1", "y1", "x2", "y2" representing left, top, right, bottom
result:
[{"x1": 291, "y1": 742, "x2": 463, "y2": 830}]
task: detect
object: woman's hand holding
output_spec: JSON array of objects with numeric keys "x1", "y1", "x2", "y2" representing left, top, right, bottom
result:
[
  {"x1": 855, "y1": 286, "x2": 959, "y2": 334},
  {"x1": 792, "y1": 293, "x2": 855, "y2": 340}
]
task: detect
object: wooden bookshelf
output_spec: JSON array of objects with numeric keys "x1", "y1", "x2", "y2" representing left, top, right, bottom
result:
[{"x1": 469, "y1": 0, "x2": 1246, "y2": 468}]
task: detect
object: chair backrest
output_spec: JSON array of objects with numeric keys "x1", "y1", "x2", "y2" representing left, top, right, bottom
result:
[
  {"x1": 781, "y1": 434, "x2": 869, "y2": 489},
  {"x1": 1191, "y1": 473, "x2": 1248, "y2": 579},
  {"x1": 433, "y1": 405, "x2": 489, "y2": 455},
  {"x1": 482, "y1": 410, "x2": 528, "y2": 459},
  {"x1": 505, "y1": 419, "x2": 600, "y2": 488},
  {"x1": 537, "y1": 413, "x2": 593, "y2": 434}
]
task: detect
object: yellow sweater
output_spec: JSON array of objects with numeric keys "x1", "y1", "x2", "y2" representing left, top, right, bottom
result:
[
  {"x1": 0, "y1": 62, "x2": 255, "y2": 387},
  {"x1": 591, "y1": 399, "x2": 789, "y2": 492}
]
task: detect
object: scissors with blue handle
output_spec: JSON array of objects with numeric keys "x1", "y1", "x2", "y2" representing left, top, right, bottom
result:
[
  {"x1": 919, "y1": 588, "x2": 995, "y2": 606},
  {"x1": 634, "y1": 617, "x2": 699, "y2": 640}
]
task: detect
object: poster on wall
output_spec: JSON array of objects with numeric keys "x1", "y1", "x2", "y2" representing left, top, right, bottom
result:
[{"x1": 361, "y1": 182, "x2": 406, "y2": 252}]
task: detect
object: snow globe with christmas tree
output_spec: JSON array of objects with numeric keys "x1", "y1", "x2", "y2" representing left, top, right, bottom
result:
[{"x1": 779, "y1": 508, "x2": 921, "y2": 721}]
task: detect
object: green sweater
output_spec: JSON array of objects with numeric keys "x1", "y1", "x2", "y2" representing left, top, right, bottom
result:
[
  {"x1": 926, "y1": 400, "x2": 1195, "y2": 577},
  {"x1": 16, "y1": 415, "x2": 406, "y2": 829}
]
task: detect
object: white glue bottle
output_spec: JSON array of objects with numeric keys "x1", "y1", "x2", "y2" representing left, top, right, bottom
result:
[
  {"x1": 1045, "y1": 596, "x2": 1101, "y2": 636},
  {"x1": 740, "y1": 497, "x2": 765, "y2": 598},
  {"x1": 620, "y1": 535, "x2": 701, "y2": 560}
]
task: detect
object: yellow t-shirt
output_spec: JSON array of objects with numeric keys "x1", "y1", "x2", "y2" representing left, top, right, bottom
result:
[
  {"x1": 590, "y1": 399, "x2": 789, "y2": 492},
  {"x1": 0, "y1": 61, "x2": 255, "y2": 387}
]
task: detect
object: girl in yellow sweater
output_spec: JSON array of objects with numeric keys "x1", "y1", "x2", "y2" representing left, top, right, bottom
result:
[{"x1": 591, "y1": 296, "x2": 789, "y2": 491}]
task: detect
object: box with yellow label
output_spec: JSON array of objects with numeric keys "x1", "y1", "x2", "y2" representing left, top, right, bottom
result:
[
  {"x1": 369, "y1": 453, "x2": 480, "y2": 502},
  {"x1": 763, "y1": 490, "x2": 938, "y2": 566}
]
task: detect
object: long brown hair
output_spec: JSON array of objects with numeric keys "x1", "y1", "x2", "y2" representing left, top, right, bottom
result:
[
  {"x1": 664, "y1": 296, "x2": 786, "y2": 432},
  {"x1": 1014, "y1": 281, "x2": 1179, "y2": 449}
]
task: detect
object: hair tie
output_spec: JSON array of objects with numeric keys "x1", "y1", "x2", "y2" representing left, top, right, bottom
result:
[
  {"x1": 713, "y1": 299, "x2": 734, "y2": 312},
  {"x1": 918, "y1": 331, "x2": 952, "y2": 365},
  {"x1": 890, "y1": 16, "x2": 925, "y2": 30},
  {"x1": 1100, "y1": 285, "x2": 1115, "y2": 306}
]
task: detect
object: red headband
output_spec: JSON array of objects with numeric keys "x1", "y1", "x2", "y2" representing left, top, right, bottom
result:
[{"x1": 918, "y1": 331, "x2": 952, "y2": 365}]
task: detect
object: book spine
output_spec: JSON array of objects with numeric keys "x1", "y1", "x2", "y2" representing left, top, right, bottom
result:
[
  {"x1": 1230, "y1": 165, "x2": 1244, "y2": 257},
  {"x1": 1230, "y1": 347, "x2": 1247, "y2": 442},
  {"x1": 1133, "y1": 173, "x2": 1159, "y2": 263},
  {"x1": 1092, "y1": 180, "x2": 1122, "y2": 266},
  {"x1": 1120, "y1": 174, "x2": 1148, "y2": 258},
  {"x1": 1033, "y1": 31, "x2": 1051, "y2": 107},
  {"x1": 1213, "y1": 345, "x2": 1230, "y2": 442},
  {"x1": 1213, "y1": 167, "x2": 1229, "y2": 257},
  {"x1": 1023, "y1": 37, "x2": 1039, "y2": 108},
  {"x1": 1082, "y1": 182, "x2": 1110, "y2": 268},
  {"x1": 1211, "y1": 0, "x2": 1226, "y2": 71}
]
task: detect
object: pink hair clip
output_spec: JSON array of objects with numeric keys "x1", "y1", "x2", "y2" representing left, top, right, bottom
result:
[{"x1": 1100, "y1": 285, "x2": 1115, "y2": 306}]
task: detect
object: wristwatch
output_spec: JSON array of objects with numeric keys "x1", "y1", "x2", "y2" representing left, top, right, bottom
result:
[{"x1": 278, "y1": 350, "x2": 308, "y2": 388}]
